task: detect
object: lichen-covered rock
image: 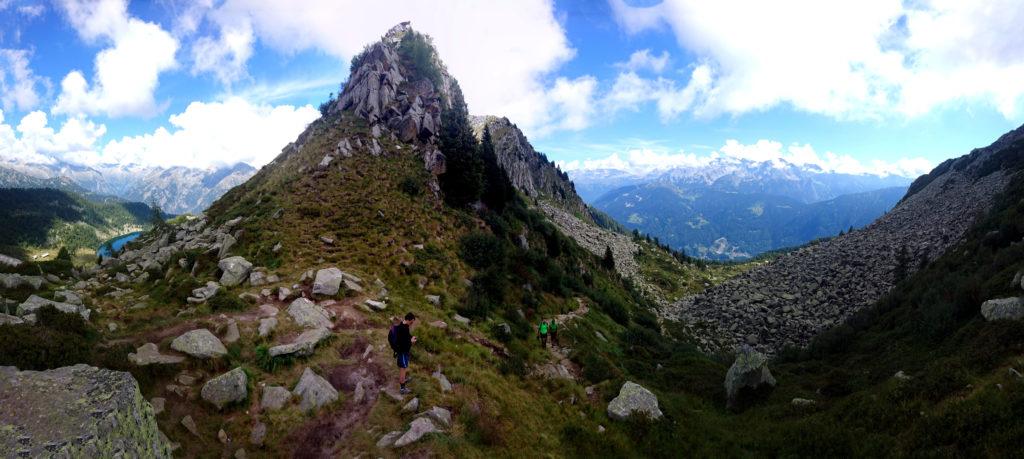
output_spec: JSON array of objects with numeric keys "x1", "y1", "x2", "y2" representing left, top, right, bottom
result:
[
  {"x1": 312, "y1": 267, "x2": 344, "y2": 297},
  {"x1": 980, "y1": 297, "x2": 1024, "y2": 321},
  {"x1": 606, "y1": 381, "x2": 663, "y2": 421},
  {"x1": 268, "y1": 327, "x2": 331, "y2": 358},
  {"x1": 393, "y1": 417, "x2": 441, "y2": 448},
  {"x1": 0, "y1": 364, "x2": 172, "y2": 457},
  {"x1": 294, "y1": 367, "x2": 338, "y2": 412},
  {"x1": 17, "y1": 294, "x2": 91, "y2": 321},
  {"x1": 170, "y1": 329, "x2": 228, "y2": 359},
  {"x1": 201, "y1": 367, "x2": 248, "y2": 410},
  {"x1": 725, "y1": 346, "x2": 776, "y2": 409},
  {"x1": 287, "y1": 298, "x2": 332, "y2": 329},
  {"x1": 219, "y1": 256, "x2": 253, "y2": 287}
]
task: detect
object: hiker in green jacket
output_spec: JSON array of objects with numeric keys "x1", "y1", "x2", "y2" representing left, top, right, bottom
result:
[
  {"x1": 539, "y1": 320, "x2": 549, "y2": 348},
  {"x1": 550, "y1": 319, "x2": 559, "y2": 347}
]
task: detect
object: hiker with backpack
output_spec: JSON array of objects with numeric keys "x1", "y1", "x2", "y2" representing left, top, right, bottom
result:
[
  {"x1": 388, "y1": 312, "x2": 417, "y2": 394},
  {"x1": 538, "y1": 320, "x2": 549, "y2": 348},
  {"x1": 550, "y1": 319, "x2": 559, "y2": 347}
]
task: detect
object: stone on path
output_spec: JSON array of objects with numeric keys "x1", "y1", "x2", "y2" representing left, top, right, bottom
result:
[
  {"x1": 606, "y1": 381, "x2": 663, "y2": 421},
  {"x1": 393, "y1": 417, "x2": 441, "y2": 448},
  {"x1": 258, "y1": 317, "x2": 278, "y2": 337},
  {"x1": 287, "y1": 298, "x2": 332, "y2": 329},
  {"x1": 218, "y1": 256, "x2": 253, "y2": 287},
  {"x1": 250, "y1": 422, "x2": 267, "y2": 447},
  {"x1": 294, "y1": 367, "x2": 338, "y2": 412},
  {"x1": 128, "y1": 343, "x2": 185, "y2": 366},
  {"x1": 223, "y1": 320, "x2": 240, "y2": 344},
  {"x1": 268, "y1": 327, "x2": 331, "y2": 358},
  {"x1": 181, "y1": 415, "x2": 200, "y2": 437},
  {"x1": 201, "y1": 367, "x2": 248, "y2": 410},
  {"x1": 402, "y1": 397, "x2": 420, "y2": 413},
  {"x1": 261, "y1": 385, "x2": 292, "y2": 411},
  {"x1": 170, "y1": 329, "x2": 228, "y2": 359}
]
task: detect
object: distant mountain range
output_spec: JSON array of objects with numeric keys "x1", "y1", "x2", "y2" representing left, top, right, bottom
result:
[
  {"x1": 570, "y1": 158, "x2": 914, "y2": 260},
  {"x1": 0, "y1": 159, "x2": 255, "y2": 214}
]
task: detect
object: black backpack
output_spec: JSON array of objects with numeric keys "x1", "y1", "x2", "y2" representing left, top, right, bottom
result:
[{"x1": 387, "y1": 325, "x2": 399, "y2": 353}]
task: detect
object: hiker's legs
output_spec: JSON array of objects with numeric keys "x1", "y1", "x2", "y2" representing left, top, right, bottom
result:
[{"x1": 399, "y1": 367, "x2": 407, "y2": 385}]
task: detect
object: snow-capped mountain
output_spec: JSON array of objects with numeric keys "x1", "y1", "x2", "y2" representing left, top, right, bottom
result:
[
  {"x1": 569, "y1": 157, "x2": 913, "y2": 204},
  {"x1": 568, "y1": 157, "x2": 916, "y2": 260},
  {"x1": 0, "y1": 158, "x2": 255, "y2": 214}
]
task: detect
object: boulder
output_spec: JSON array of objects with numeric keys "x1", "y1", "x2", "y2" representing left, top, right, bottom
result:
[
  {"x1": 249, "y1": 271, "x2": 267, "y2": 287},
  {"x1": 287, "y1": 298, "x2": 332, "y2": 329},
  {"x1": 0, "y1": 365, "x2": 172, "y2": 457},
  {"x1": 980, "y1": 297, "x2": 1024, "y2": 321},
  {"x1": 201, "y1": 367, "x2": 248, "y2": 410},
  {"x1": 365, "y1": 299, "x2": 387, "y2": 311},
  {"x1": 268, "y1": 327, "x2": 332, "y2": 358},
  {"x1": 312, "y1": 267, "x2": 344, "y2": 297},
  {"x1": 17, "y1": 294, "x2": 90, "y2": 321},
  {"x1": 606, "y1": 381, "x2": 663, "y2": 421},
  {"x1": 425, "y1": 295, "x2": 441, "y2": 306},
  {"x1": 219, "y1": 256, "x2": 253, "y2": 287},
  {"x1": 170, "y1": 329, "x2": 228, "y2": 359},
  {"x1": 223, "y1": 320, "x2": 240, "y2": 344},
  {"x1": 725, "y1": 346, "x2": 776, "y2": 409},
  {"x1": 402, "y1": 397, "x2": 420, "y2": 413},
  {"x1": 181, "y1": 415, "x2": 200, "y2": 437},
  {"x1": 393, "y1": 417, "x2": 440, "y2": 448},
  {"x1": 0, "y1": 312, "x2": 24, "y2": 325},
  {"x1": 453, "y1": 314, "x2": 470, "y2": 325},
  {"x1": 416, "y1": 406, "x2": 452, "y2": 428},
  {"x1": 261, "y1": 386, "x2": 292, "y2": 411},
  {"x1": 128, "y1": 343, "x2": 185, "y2": 366},
  {"x1": 432, "y1": 370, "x2": 452, "y2": 392},
  {"x1": 294, "y1": 367, "x2": 339, "y2": 412},
  {"x1": 377, "y1": 430, "x2": 405, "y2": 449},
  {"x1": 188, "y1": 282, "x2": 220, "y2": 303},
  {"x1": 218, "y1": 234, "x2": 236, "y2": 259}
]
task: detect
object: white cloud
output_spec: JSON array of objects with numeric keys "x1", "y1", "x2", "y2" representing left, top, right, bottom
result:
[
  {"x1": 190, "y1": 17, "x2": 254, "y2": 86},
  {"x1": 97, "y1": 97, "x2": 319, "y2": 169},
  {"x1": 0, "y1": 49, "x2": 48, "y2": 111},
  {"x1": 560, "y1": 139, "x2": 932, "y2": 178},
  {"x1": 52, "y1": 0, "x2": 179, "y2": 118},
  {"x1": 17, "y1": 4, "x2": 45, "y2": 17},
  {"x1": 616, "y1": 49, "x2": 670, "y2": 73},
  {"x1": 604, "y1": 65, "x2": 712, "y2": 121},
  {"x1": 1, "y1": 98, "x2": 318, "y2": 170},
  {"x1": 183, "y1": 0, "x2": 587, "y2": 137},
  {"x1": 609, "y1": 0, "x2": 1024, "y2": 121}
]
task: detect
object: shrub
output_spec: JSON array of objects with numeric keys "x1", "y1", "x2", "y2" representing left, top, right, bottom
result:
[
  {"x1": 0, "y1": 306, "x2": 96, "y2": 370},
  {"x1": 208, "y1": 291, "x2": 247, "y2": 311},
  {"x1": 459, "y1": 232, "x2": 505, "y2": 270},
  {"x1": 399, "y1": 176, "x2": 422, "y2": 197}
]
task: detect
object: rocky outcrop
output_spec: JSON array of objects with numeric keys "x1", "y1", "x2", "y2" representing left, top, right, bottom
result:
[
  {"x1": 667, "y1": 127, "x2": 1020, "y2": 354},
  {"x1": 219, "y1": 256, "x2": 253, "y2": 287},
  {"x1": 724, "y1": 346, "x2": 776, "y2": 410},
  {"x1": 312, "y1": 267, "x2": 344, "y2": 297},
  {"x1": 287, "y1": 298, "x2": 332, "y2": 329},
  {"x1": 0, "y1": 365, "x2": 171, "y2": 457},
  {"x1": 268, "y1": 326, "x2": 331, "y2": 358},
  {"x1": 472, "y1": 116, "x2": 589, "y2": 217},
  {"x1": 607, "y1": 381, "x2": 663, "y2": 421},
  {"x1": 17, "y1": 294, "x2": 91, "y2": 321}
]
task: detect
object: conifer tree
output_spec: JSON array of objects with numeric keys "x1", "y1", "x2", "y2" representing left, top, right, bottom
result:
[{"x1": 438, "y1": 82, "x2": 483, "y2": 208}]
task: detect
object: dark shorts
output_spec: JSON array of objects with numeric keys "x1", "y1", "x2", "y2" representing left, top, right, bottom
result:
[{"x1": 396, "y1": 352, "x2": 410, "y2": 369}]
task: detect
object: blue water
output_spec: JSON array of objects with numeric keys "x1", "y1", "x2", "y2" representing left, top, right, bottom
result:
[{"x1": 97, "y1": 232, "x2": 142, "y2": 258}]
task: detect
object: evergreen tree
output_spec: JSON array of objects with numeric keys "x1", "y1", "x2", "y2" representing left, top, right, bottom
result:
[
  {"x1": 438, "y1": 83, "x2": 483, "y2": 208},
  {"x1": 602, "y1": 245, "x2": 615, "y2": 270},
  {"x1": 479, "y1": 125, "x2": 513, "y2": 211}
]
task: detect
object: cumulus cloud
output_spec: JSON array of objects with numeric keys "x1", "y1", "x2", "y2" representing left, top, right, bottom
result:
[
  {"x1": 1, "y1": 97, "x2": 318, "y2": 170},
  {"x1": 0, "y1": 49, "x2": 48, "y2": 111},
  {"x1": 559, "y1": 139, "x2": 932, "y2": 178},
  {"x1": 604, "y1": 65, "x2": 712, "y2": 120},
  {"x1": 608, "y1": 0, "x2": 1024, "y2": 121},
  {"x1": 616, "y1": 49, "x2": 670, "y2": 74},
  {"x1": 182, "y1": 0, "x2": 589, "y2": 137},
  {"x1": 190, "y1": 17, "x2": 253, "y2": 86},
  {"x1": 52, "y1": 0, "x2": 179, "y2": 118}
]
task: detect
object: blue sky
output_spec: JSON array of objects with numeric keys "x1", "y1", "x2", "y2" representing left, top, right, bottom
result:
[{"x1": 1, "y1": 0, "x2": 1022, "y2": 176}]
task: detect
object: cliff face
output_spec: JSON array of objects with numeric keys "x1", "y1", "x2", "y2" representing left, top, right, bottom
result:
[
  {"x1": 470, "y1": 115, "x2": 590, "y2": 218},
  {"x1": 0, "y1": 364, "x2": 171, "y2": 457}
]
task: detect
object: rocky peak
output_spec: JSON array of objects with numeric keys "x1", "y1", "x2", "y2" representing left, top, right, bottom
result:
[{"x1": 471, "y1": 115, "x2": 590, "y2": 218}]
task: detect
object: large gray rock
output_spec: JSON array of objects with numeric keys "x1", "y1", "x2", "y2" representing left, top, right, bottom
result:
[
  {"x1": 725, "y1": 346, "x2": 776, "y2": 409},
  {"x1": 128, "y1": 343, "x2": 185, "y2": 366},
  {"x1": 260, "y1": 386, "x2": 292, "y2": 411},
  {"x1": 312, "y1": 267, "x2": 343, "y2": 297},
  {"x1": 606, "y1": 381, "x2": 663, "y2": 421},
  {"x1": 980, "y1": 297, "x2": 1024, "y2": 321},
  {"x1": 0, "y1": 364, "x2": 172, "y2": 457},
  {"x1": 17, "y1": 294, "x2": 91, "y2": 321},
  {"x1": 287, "y1": 298, "x2": 332, "y2": 329},
  {"x1": 258, "y1": 317, "x2": 278, "y2": 337},
  {"x1": 170, "y1": 329, "x2": 228, "y2": 359},
  {"x1": 219, "y1": 256, "x2": 253, "y2": 287},
  {"x1": 393, "y1": 417, "x2": 441, "y2": 448},
  {"x1": 0, "y1": 273, "x2": 44, "y2": 290},
  {"x1": 0, "y1": 313, "x2": 24, "y2": 325},
  {"x1": 294, "y1": 367, "x2": 338, "y2": 412},
  {"x1": 268, "y1": 327, "x2": 332, "y2": 358},
  {"x1": 201, "y1": 367, "x2": 248, "y2": 410}
]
